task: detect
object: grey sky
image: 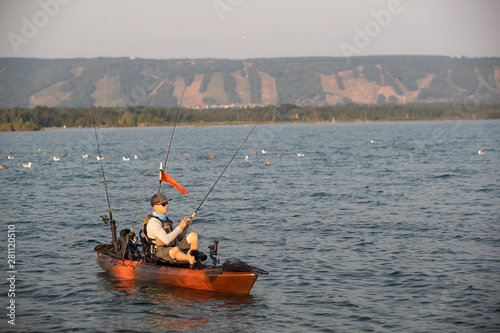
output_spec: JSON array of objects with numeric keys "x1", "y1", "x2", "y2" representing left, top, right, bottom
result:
[{"x1": 1, "y1": 0, "x2": 499, "y2": 59}]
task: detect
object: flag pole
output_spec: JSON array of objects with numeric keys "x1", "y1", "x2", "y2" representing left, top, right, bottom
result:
[
  {"x1": 159, "y1": 79, "x2": 188, "y2": 193},
  {"x1": 159, "y1": 162, "x2": 163, "y2": 183}
]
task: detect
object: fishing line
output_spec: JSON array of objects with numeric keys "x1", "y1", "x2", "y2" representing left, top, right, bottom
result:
[
  {"x1": 124, "y1": 80, "x2": 187, "y2": 260},
  {"x1": 158, "y1": 79, "x2": 188, "y2": 193},
  {"x1": 121, "y1": 121, "x2": 164, "y2": 262},
  {"x1": 191, "y1": 106, "x2": 271, "y2": 219},
  {"x1": 129, "y1": 97, "x2": 175, "y2": 233},
  {"x1": 85, "y1": 84, "x2": 113, "y2": 221}
]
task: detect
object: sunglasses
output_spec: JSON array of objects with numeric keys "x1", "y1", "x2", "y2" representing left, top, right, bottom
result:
[{"x1": 161, "y1": 202, "x2": 169, "y2": 206}]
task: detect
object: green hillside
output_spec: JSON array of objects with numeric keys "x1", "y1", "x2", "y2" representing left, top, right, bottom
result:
[{"x1": 0, "y1": 56, "x2": 499, "y2": 108}]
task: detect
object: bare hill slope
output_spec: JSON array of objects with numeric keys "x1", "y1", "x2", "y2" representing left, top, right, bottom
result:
[{"x1": 0, "y1": 56, "x2": 498, "y2": 108}]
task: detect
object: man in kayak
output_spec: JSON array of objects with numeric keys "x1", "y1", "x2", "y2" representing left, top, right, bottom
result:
[{"x1": 143, "y1": 193, "x2": 201, "y2": 266}]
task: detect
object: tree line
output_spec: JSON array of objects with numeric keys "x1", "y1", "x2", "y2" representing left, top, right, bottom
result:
[{"x1": 0, "y1": 103, "x2": 498, "y2": 131}]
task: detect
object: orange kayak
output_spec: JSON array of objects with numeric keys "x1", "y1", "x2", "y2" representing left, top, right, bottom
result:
[{"x1": 95, "y1": 252, "x2": 259, "y2": 294}]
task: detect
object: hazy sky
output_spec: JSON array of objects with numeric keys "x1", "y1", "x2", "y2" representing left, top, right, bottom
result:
[{"x1": 1, "y1": 0, "x2": 499, "y2": 60}]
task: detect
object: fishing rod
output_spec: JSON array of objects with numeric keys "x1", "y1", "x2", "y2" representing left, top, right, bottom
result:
[
  {"x1": 190, "y1": 106, "x2": 270, "y2": 220},
  {"x1": 121, "y1": 80, "x2": 188, "y2": 261},
  {"x1": 158, "y1": 79, "x2": 188, "y2": 193},
  {"x1": 84, "y1": 84, "x2": 116, "y2": 245},
  {"x1": 120, "y1": 123, "x2": 164, "y2": 261},
  {"x1": 130, "y1": 79, "x2": 187, "y2": 231},
  {"x1": 129, "y1": 111, "x2": 170, "y2": 232}
]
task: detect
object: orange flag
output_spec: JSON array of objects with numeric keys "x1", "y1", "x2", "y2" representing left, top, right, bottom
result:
[{"x1": 160, "y1": 171, "x2": 188, "y2": 195}]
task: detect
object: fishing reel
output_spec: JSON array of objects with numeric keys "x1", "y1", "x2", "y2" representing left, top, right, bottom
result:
[
  {"x1": 100, "y1": 214, "x2": 118, "y2": 251},
  {"x1": 100, "y1": 215, "x2": 112, "y2": 224}
]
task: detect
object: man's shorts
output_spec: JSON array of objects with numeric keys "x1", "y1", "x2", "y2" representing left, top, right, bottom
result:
[{"x1": 155, "y1": 237, "x2": 190, "y2": 261}]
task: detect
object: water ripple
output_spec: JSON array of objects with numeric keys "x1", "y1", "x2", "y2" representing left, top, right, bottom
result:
[{"x1": 1, "y1": 121, "x2": 499, "y2": 332}]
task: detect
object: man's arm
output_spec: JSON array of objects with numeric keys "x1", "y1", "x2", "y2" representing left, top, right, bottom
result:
[
  {"x1": 148, "y1": 218, "x2": 182, "y2": 245},
  {"x1": 177, "y1": 216, "x2": 192, "y2": 240}
]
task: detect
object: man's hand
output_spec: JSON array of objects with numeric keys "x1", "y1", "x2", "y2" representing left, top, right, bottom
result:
[{"x1": 179, "y1": 216, "x2": 192, "y2": 229}]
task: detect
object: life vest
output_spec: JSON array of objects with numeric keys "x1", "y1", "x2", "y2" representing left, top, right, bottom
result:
[{"x1": 142, "y1": 214, "x2": 177, "y2": 248}]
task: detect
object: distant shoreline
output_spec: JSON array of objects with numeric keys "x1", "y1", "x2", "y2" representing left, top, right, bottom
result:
[
  {"x1": 1, "y1": 117, "x2": 497, "y2": 133},
  {"x1": 1, "y1": 103, "x2": 499, "y2": 132}
]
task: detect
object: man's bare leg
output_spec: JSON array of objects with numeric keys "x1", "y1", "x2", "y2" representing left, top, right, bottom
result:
[{"x1": 169, "y1": 232, "x2": 198, "y2": 265}]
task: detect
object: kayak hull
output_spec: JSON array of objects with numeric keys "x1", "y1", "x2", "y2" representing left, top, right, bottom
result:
[{"x1": 95, "y1": 252, "x2": 259, "y2": 294}]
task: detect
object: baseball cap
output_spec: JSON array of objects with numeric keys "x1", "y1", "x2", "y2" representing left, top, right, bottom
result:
[{"x1": 150, "y1": 193, "x2": 172, "y2": 207}]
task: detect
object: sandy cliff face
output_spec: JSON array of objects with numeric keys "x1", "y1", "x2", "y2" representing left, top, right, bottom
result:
[{"x1": 6, "y1": 57, "x2": 497, "y2": 108}]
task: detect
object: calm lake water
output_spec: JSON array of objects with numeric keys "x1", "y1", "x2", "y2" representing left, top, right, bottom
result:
[{"x1": 1, "y1": 120, "x2": 499, "y2": 332}]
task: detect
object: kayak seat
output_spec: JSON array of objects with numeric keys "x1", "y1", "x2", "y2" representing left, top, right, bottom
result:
[
  {"x1": 138, "y1": 231, "x2": 192, "y2": 266},
  {"x1": 139, "y1": 231, "x2": 154, "y2": 258},
  {"x1": 139, "y1": 230, "x2": 207, "y2": 268}
]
